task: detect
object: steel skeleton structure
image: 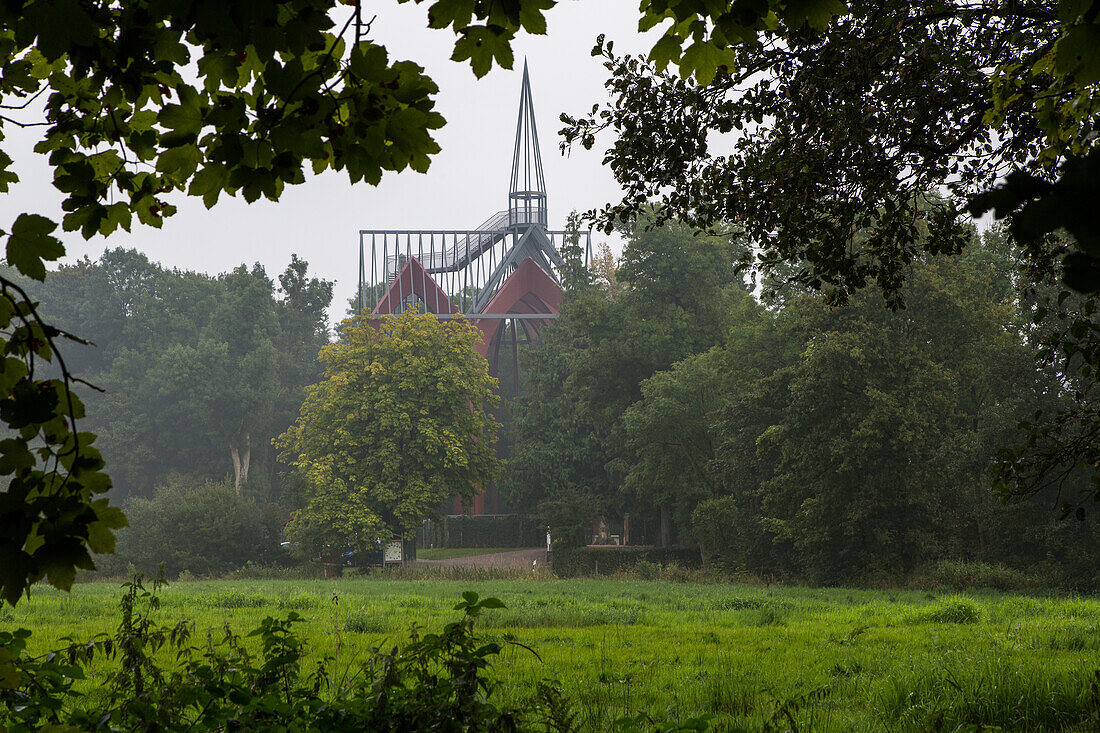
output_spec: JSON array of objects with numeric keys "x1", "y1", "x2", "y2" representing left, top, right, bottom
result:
[
  {"x1": 356, "y1": 63, "x2": 586, "y2": 515},
  {"x1": 356, "y1": 61, "x2": 589, "y2": 320}
]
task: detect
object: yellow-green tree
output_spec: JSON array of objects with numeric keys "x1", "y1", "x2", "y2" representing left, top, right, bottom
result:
[{"x1": 277, "y1": 311, "x2": 498, "y2": 556}]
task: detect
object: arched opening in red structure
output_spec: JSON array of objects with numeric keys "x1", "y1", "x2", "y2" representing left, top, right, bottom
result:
[
  {"x1": 475, "y1": 256, "x2": 562, "y2": 355},
  {"x1": 447, "y1": 257, "x2": 563, "y2": 515},
  {"x1": 372, "y1": 256, "x2": 459, "y2": 316}
]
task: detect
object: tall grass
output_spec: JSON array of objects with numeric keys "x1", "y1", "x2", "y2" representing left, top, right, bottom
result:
[
  {"x1": 8, "y1": 578, "x2": 1100, "y2": 731},
  {"x1": 878, "y1": 661, "x2": 1100, "y2": 731}
]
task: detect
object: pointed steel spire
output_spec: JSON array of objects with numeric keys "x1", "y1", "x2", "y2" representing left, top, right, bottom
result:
[{"x1": 508, "y1": 60, "x2": 547, "y2": 230}]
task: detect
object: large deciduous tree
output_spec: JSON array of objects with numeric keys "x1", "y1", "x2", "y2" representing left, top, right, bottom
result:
[
  {"x1": 277, "y1": 311, "x2": 499, "y2": 557},
  {"x1": 728, "y1": 238, "x2": 1050, "y2": 581},
  {"x1": 621, "y1": 289, "x2": 785, "y2": 547}
]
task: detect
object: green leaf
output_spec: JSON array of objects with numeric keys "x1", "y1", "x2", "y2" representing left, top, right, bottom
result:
[
  {"x1": 86, "y1": 505, "x2": 126, "y2": 555},
  {"x1": 6, "y1": 214, "x2": 64, "y2": 281},
  {"x1": 156, "y1": 144, "x2": 202, "y2": 177},
  {"x1": 37, "y1": 539, "x2": 91, "y2": 592},
  {"x1": 781, "y1": 0, "x2": 848, "y2": 31},
  {"x1": 188, "y1": 164, "x2": 228, "y2": 199},
  {"x1": 0, "y1": 545, "x2": 37, "y2": 607},
  {"x1": 1055, "y1": 23, "x2": 1100, "y2": 84},
  {"x1": 451, "y1": 26, "x2": 515, "y2": 77},
  {"x1": 157, "y1": 91, "x2": 204, "y2": 141},
  {"x1": 649, "y1": 34, "x2": 684, "y2": 72},
  {"x1": 0, "y1": 438, "x2": 35, "y2": 475},
  {"x1": 0, "y1": 151, "x2": 18, "y2": 193},
  {"x1": 349, "y1": 43, "x2": 390, "y2": 81},
  {"x1": 427, "y1": 0, "x2": 477, "y2": 30},
  {"x1": 519, "y1": 0, "x2": 554, "y2": 34},
  {"x1": 679, "y1": 41, "x2": 734, "y2": 84}
]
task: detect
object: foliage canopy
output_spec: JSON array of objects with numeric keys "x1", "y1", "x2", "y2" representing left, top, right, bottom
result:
[{"x1": 563, "y1": 0, "x2": 1100, "y2": 299}]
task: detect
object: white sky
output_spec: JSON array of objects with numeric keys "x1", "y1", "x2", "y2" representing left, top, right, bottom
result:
[{"x1": 2, "y1": 0, "x2": 656, "y2": 314}]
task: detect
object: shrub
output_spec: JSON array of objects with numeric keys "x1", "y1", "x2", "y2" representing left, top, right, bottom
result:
[
  {"x1": 631, "y1": 559, "x2": 660, "y2": 580},
  {"x1": 108, "y1": 473, "x2": 287, "y2": 577}
]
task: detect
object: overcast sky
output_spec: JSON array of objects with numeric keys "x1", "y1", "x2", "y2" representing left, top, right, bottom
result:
[{"x1": 3, "y1": 0, "x2": 655, "y2": 316}]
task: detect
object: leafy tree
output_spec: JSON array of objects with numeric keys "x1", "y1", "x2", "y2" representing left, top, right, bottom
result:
[
  {"x1": 621, "y1": 348, "x2": 730, "y2": 547},
  {"x1": 500, "y1": 307, "x2": 611, "y2": 544},
  {"x1": 744, "y1": 241, "x2": 1047, "y2": 582},
  {"x1": 621, "y1": 289, "x2": 784, "y2": 546},
  {"x1": 589, "y1": 243, "x2": 624, "y2": 298},
  {"x1": 574, "y1": 223, "x2": 746, "y2": 543},
  {"x1": 503, "y1": 222, "x2": 746, "y2": 545},
  {"x1": 500, "y1": 216, "x2": 606, "y2": 546},
  {"x1": 277, "y1": 311, "x2": 499, "y2": 557},
  {"x1": 991, "y1": 230, "x2": 1100, "y2": 514},
  {"x1": 564, "y1": 1, "x2": 1099, "y2": 298},
  {"x1": 270, "y1": 254, "x2": 334, "y2": 479},
  {"x1": 571, "y1": 222, "x2": 746, "y2": 424},
  {"x1": 557, "y1": 211, "x2": 594, "y2": 294}
]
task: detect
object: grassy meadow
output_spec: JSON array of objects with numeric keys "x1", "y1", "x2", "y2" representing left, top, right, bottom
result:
[{"x1": 5, "y1": 576, "x2": 1100, "y2": 731}]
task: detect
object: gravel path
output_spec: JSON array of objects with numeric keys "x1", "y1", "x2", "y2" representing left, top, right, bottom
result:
[{"x1": 416, "y1": 548, "x2": 546, "y2": 569}]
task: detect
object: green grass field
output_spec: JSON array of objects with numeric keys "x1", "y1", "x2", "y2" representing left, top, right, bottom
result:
[{"x1": 5, "y1": 577, "x2": 1100, "y2": 731}]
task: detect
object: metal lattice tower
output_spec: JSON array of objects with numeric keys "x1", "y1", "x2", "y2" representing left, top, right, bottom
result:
[
  {"x1": 508, "y1": 61, "x2": 547, "y2": 231},
  {"x1": 357, "y1": 62, "x2": 589, "y2": 317}
]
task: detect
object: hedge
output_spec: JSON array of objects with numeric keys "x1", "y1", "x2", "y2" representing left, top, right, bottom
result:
[
  {"x1": 417, "y1": 515, "x2": 545, "y2": 549},
  {"x1": 552, "y1": 546, "x2": 702, "y2": 578}
]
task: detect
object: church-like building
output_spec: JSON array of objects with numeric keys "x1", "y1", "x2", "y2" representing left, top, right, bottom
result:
[{"x1": 357, "y1": 63, "x2": 589, "y2": 515}]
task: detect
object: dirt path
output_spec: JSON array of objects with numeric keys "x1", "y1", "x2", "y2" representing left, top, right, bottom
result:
[{"x1": 416, "y1": 548, "x2": 546, "y2": 569}]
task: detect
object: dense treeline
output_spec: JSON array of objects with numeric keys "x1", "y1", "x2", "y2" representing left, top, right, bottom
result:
[
  {"x1": 504, "y1": 225, "x2": 1100, "y2": 589},
  {"x1": 9, "y1": 250, "x2": 333, "y2": 574},
  {"x1": 18, "y1": 248, "x2": 332, "y2": 499}
]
